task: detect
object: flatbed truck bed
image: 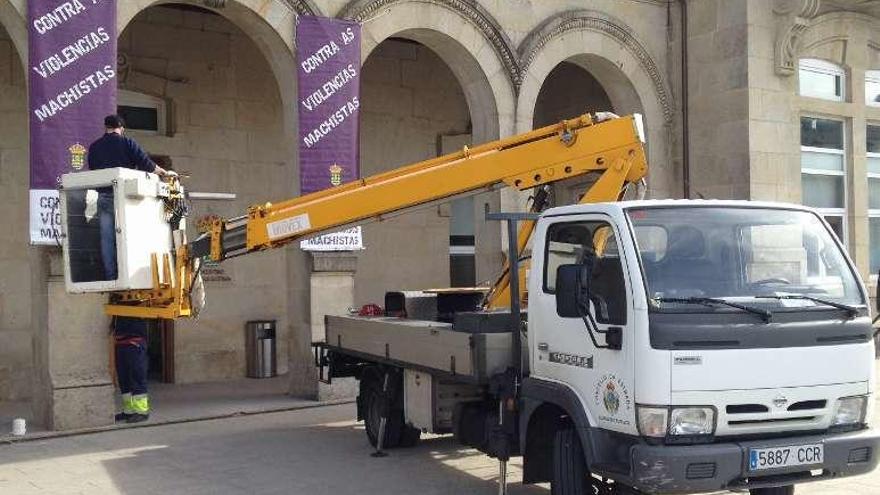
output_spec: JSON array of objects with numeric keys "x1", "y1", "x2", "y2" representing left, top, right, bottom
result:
[{"x1": 323, "y1": 314, "x2": 518, "y2": 383}]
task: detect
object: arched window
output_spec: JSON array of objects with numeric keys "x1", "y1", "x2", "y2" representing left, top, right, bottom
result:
[
  {"x1": 117, "y1": 89, "x2": 168, "y2": 135},
  {"x1": 799, "y1": 58, "x2": 845, "y2": 101}
]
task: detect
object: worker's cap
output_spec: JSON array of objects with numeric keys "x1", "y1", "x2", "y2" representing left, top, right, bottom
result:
[{"x1": 104, "y1": 114, "x2": 125, "y2": 129}]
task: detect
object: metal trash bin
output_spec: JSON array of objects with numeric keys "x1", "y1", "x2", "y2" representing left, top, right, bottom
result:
[{"x1": 246, "y1": 320, "x2": 276, "y2": 378}]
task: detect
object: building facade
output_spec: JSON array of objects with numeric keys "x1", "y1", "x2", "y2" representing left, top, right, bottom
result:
[{"x1": 0, "y1": 0, "x2": 877, "y2": 430}]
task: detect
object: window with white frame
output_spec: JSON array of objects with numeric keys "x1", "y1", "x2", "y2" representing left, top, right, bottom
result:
[
  {"x1": 867, "y1": 70, "x2": 880, "y2": 107},
  {"x1": 799, "y1": 59, "x2": 845, "y2": 101},
  {"x1": 867, "y1": 124, "x2": 880, "y2": 273},
  {"x1": 117, "y1": 89, "x2": 167, "y2": 135},
  {"x1": 801, "y1": 116, "x2": 846, "y2": 242}
]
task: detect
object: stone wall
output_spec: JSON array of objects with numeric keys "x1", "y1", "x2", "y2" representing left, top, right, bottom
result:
[
  {"x1": 744, "y1": 2, "x2": 880, "y2": 279},
  {"x1": 685, "y1": 0, "x2": 751, "y2": 200},
  {"x1": 743, "y1": 0, "x2": 801, "y2": 206},
  {"x1": 354, "y1": 39, "x2": 471, "y2": 305},
  {"x1": 118, "y1": 6, "x2": 293, "y2": 383},
  {"x1": 0, "y1": 23, "x2": 33, "y2": 403}
]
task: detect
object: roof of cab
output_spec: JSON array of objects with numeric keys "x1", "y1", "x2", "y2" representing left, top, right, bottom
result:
[{"x1": 542, "y1": 199, "x2": 818, "y2": 218}]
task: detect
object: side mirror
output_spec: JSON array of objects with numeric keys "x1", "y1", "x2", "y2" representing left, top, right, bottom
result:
[{"x1": 556, "y1": 264, "x2": 589, "y2": 318}]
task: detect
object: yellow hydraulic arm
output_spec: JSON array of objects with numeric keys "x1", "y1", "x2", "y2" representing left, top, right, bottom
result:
[{"x1": 106, "y1": 113, "x2": 648, "y2": 318}]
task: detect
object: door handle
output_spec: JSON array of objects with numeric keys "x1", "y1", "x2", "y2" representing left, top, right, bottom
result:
[{"x1": 537, "y1": 342, "x2": 549, "y2": 351}]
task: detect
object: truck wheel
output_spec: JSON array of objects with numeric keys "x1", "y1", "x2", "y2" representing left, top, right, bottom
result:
[
  {"x1": 364, "y1": 385, "x2": 403, "y2": 449},
  {"x1": 552, "y1": 427, "x2": 592, "y2": 495},
  {"x1": 360, "y1": 367, "x2": 421, "y2": 449},
  {"x1": 749, "y1": 487, "x2": 794, "y2": 495}
]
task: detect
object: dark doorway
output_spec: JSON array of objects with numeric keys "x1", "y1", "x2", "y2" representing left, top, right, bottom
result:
[{"x1": 148, "y1": 319, "x2": 175, "y2": 383}]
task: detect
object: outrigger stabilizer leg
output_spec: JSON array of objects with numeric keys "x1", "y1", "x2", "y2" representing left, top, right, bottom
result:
[{"x1": 371, "y1": 371, "x2": 391, "y2": 458}]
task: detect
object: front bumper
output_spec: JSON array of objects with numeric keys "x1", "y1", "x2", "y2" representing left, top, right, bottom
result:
[{"x1": 624, "y1": 429, "x2": 880, "y2": 494}]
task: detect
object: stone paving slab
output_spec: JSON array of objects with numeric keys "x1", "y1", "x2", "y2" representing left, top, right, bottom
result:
[
  {"x1": 0, "y1": 375, "x2": 353, "y2": 443},
  {"x1": 0, "y1": 403, "x2": 878, "y2": 495}
]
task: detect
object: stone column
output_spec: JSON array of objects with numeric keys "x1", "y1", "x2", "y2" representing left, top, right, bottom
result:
[
  {"x1": 310, "y1": 252, "x2": 358, "y2": 401},
  {"x1": 33, "y1": 252, "x2": 114, "y2": 431}
]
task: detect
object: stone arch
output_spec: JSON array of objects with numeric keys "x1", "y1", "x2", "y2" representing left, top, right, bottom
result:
[
  {"x1": 341, "y1": 0, "x2": 517, "y2": 84},
  {"x1": 516, "y1": 10, "x2": 675, "y2": 200},
  {"x1": 115, "y1": 2, "x2": 309, "y2": 386},
  {"x1": 341, "y1": 0, "x2": 517, "y2": 140},
  {"x1": 119, "y1": 0, "x2": 301, "y2": 125},
  {"x1": 347, "y1": 2, "x2": 518, "y2": 301},
  {"x1": 518, "y1": 10, "x2": 673, "y2": 128},
  {"x1": 797, "y1": 11, "x2": 879, "y2": 71},
  {"x1": 0, "y1": 0, "x2": 25, "y2": 67},
  {"x1": 0, "y1": 0, "x2": 33, "y2": 406}
]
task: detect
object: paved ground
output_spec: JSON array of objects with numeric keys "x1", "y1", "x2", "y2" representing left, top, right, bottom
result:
[
  {"x1": 0, "y1": 374, "x2": 354, "y2": 441},
  {"x1": 0, "y1": 403, "x2": 877, "y2": 495}
]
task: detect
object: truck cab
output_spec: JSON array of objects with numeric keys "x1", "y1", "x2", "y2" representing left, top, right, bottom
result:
[{"x1": 524, "y1": 199, "x2": 879, "y2": 493}]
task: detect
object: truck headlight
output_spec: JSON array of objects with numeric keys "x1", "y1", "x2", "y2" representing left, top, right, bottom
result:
[
  {"x1": 669, "y1": 407, "x2": 715, "y2": 436},
  {"x1": 636, "y1": 406, "x2": 668, "y2": 438},
  {"x1": 831, "y1": 396, "x2": 867, "y2": 426}
]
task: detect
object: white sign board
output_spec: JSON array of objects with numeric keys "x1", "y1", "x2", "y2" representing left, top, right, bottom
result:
[
  {"x1": 300, "y1": 226, "x2": 364, "y2": 252},
  {"x1": 30, "y1": 189, "x2": 62, "y2": 246}
]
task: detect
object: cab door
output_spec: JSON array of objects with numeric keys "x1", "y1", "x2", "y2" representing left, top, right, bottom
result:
[{"x1": 529, "y1": 214, "x2": 637, "y2": 434}]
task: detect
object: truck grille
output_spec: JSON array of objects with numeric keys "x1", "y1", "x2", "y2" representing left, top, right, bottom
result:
[
  {"x1": 674, "y1": 383, "x2": 866, "y2": 437},
  {"x1": 728, "y1": 416, "x2": 818, "y2": 426},
  {"x1": 726, "y1": 404, "x2": 768, "y2": 414}
]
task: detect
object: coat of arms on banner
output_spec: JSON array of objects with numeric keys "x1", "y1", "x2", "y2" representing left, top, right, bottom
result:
[
  {"x1": 69, "y1": 143, "x2": 87, "y2": 170},
  {"x1": 329, "y1": 163, "x2": 343, "y2": 186}
]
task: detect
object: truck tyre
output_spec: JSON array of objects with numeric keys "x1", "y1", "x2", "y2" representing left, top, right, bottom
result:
[
  {"x1": 552, "y1": 427, "x2": 591, "y2": 495},
  {"x1": 749, "y1": 487, "x2": 795, "y2": 495},
  {"x1": 361, "y1": 373, "x2": 421, "y2": 449},
  {"x1": 364, "y1": 384, "x2": 402, "y2": 448}
]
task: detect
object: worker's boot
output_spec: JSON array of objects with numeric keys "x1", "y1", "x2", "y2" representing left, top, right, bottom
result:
[
  {"x1": 116, "y1": 394, "x2": 134, "y2": 422},
  {"x1": 127, "y1": 394, "x2": 150, "y2": 424},
  {"x1": 126, "y1": 413, "x2": 150, "y2": 423}
]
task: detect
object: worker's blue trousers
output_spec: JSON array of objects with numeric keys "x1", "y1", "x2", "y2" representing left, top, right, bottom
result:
[
  {"x1": 115, "y1": 341, "x2": 148, "y2": 397},
  {"x1": 98, "y1": 193, "x2": 117, "y2": 280}
]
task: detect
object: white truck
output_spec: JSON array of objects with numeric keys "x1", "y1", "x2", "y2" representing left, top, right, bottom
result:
[
  {"x1": 60, "y1": 114, "x2": 879, "y2": 494},
  {"x1": 319, "y1": 200, "x2": 879, "y2": 495}
]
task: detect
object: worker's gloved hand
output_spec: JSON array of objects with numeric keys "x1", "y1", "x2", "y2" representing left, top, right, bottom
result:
[
  {"x1": 593, "y1": 112, "x2": 620, "y2": 123},
  {"x1": 163, "y1": 170, "x2": 179, "y2": 178}
]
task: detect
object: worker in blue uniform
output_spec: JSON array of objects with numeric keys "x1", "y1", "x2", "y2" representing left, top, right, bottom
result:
[
  {"x1": 113, "y1": 316, "x2": 151, "y2": 423},
  {"x1": 88, "y1": 115, "x2": 172, "y2": 424},
  {"x1": 87, "y1": 114, "x2": 174, "y2": 280}
]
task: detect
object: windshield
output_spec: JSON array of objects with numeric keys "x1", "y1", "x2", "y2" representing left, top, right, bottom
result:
[{"x1": 627, "y1": 207, "x2": 864, "y2": 308}]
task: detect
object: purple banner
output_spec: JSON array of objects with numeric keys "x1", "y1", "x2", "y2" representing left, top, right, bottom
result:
[
  {"x1": 296, "y1": 16, "x2": 360, "y2": 195},
  {"x1": 28, "y1": 0, "x2": 117, "y2": 244}
]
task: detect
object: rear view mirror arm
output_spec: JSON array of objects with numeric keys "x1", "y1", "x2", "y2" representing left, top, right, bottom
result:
[{"x1": 577, "y1": 297, "x2": 618, "y2": 350}]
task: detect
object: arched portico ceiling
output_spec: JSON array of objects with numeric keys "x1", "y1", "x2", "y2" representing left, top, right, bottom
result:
[
  {"x1": 339, "y1": 0, "x2": 520, "y2": 89},
  {"x1": 518, "y1": 10, "x2": 673, "y2": 124},
  {"x1": 119, "y1": 0, "x2": 300, "y2": 97}
]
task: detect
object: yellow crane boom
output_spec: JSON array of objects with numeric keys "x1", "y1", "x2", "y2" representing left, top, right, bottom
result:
[{"x1": 106, "y1": 113, "x2": 648, "y2": 318}]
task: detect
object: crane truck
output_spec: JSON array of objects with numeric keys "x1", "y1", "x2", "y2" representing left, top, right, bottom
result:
[{"x1": 59, "y1": 114, "x2": 879, "y2": 495}]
